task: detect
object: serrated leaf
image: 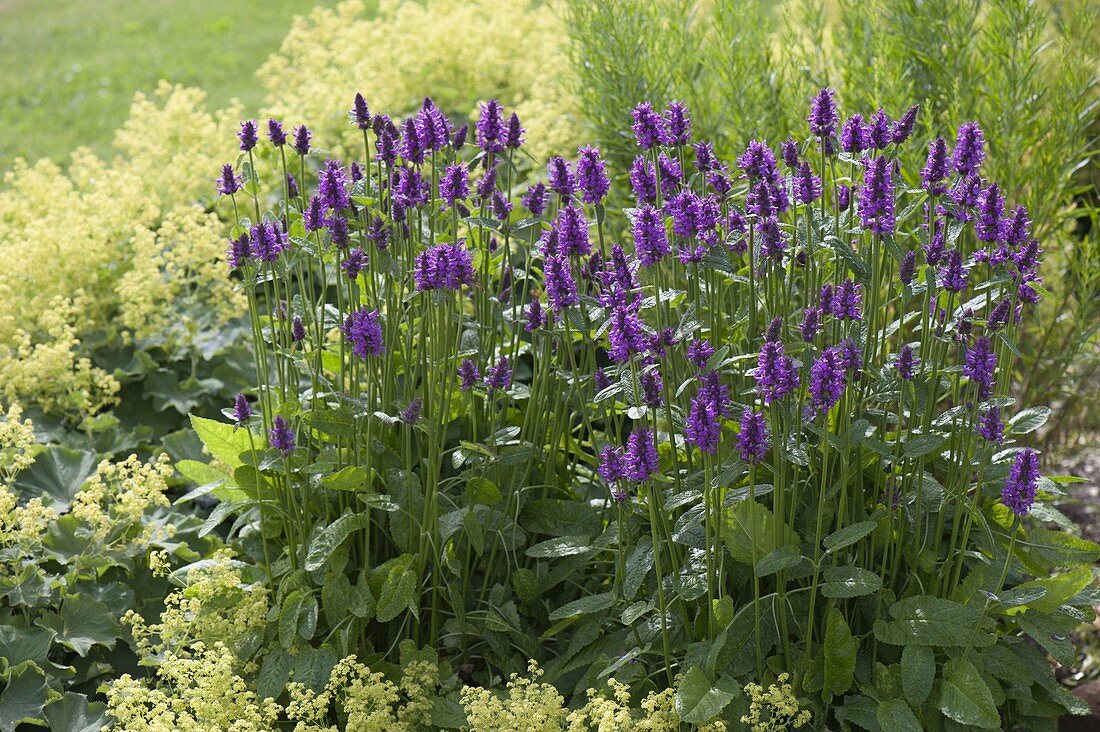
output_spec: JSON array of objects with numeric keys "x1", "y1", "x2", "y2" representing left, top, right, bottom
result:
[
  {"x1": 675, "y1": 667, "x2": 739, "y2": 723},
  {"x1": 376, "y1": 564, "x2": 419, "y2": 623},
  {"x1": 189, "y1": 414, "x2": 251, "y2": 468},
  {"x1": 938, "y1": 658, "x2": 1000, "y2": 729},
  {"x1": 304, "y1": 512, "x2": 372, "y2": 571},
  {"x1": 875, "y1": 596, "x2": 991, "y2": 647},
  {"x1": 548, "y1": 592, "x2": 615, "y2": 621},
  {"x1": 901, "y1": 645, "x2": 935, "y2": 708},
  {"x1": 822, "y1": 566, "x2": 882, "y2": 598},
  {"x1": 43, "y1": 692, "x2": 106, "y2": 732},
  {"x1": 823, "y1": 607, "x2": 857, "y2": 697},
  {"x1": 1022, "y1": 528, "x2": 1100, "y2": 570},
  {"x1": 754, "y1": 544, "x2": 803, "y2": 576},
  {"x1": 903, "y1": 433, "x2": 946, "y2": 458},
  {"x1": 623, "y1": 537, "x2": 654, "y2": 600},
  {"x1": 525, "y1": 536, "x2": 593, "y2": 558},
  {"x1": 1008, "y1": 406, "x2": 1050, "y2": 434},
  {"x1": 0, "y1": 626, "x2": 54, "y2": 667},
  {"x1": 34, "y1": 595, "x2": 119, "y2": 657},
  {"x1": 466, "y1": 477, "x2": 502, "y2": 506},
  {"x1": 823, "y1": 521, "x2": 877, "y2": 553},
  {"x1": 0, "y1": 661, "x2": 50, "y2": 732},
  {"x1": 876, "y1": 698, "x2": 921, "y2": 732},
  {"x1": 12, "y1": 447, "x2": 96, "y2": 512}
]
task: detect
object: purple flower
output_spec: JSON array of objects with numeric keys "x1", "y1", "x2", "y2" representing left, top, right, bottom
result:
[
  {"x1": 765, "y1": 318, "x2": 784, "y2": 344},
  {"x1": 625, "y1": 429, "x2": 659, "y2": 481},
  {"x1": 899, "y1": 250, "x2": 916, "y2": 285},
  {"x1": 342, "y1": 247, "x2": 368, "y2": 280},
  {"x1": 667, "y1": 190, "x2": 719, "y2": 241},
  {"x1": 594, "y1": 368, "x2": 611, "y2": 392},
  {"x1": 318, "y1": 159, "x2": 350, "y2": 212},
  {"x1": 641, "y1": 367, "x2": 663, "y2": 407},
  {"x1": 858, "y1": 155, "x2": 895, "y2": 236},
  {"x1": 1002, "y1": 205, "x2": 1031, "y2": 247},
  {"x1": 217, "y1": 163, "x2": 242, "y2": 196},
  {"x1": 894, "y1": 345, "x2": 918, "y2": 380},
  {"x1": 953, "y1": 121, "x2": 985, "y2": 176},
  {"x1": 685, "y1": 394, "x2": 721, "y2": 454},
  {"x1": 490, "y1": 191, "x2": 512, "y2": 221},
  {"x1": 400, "y1": 117, "x2": 424, "y2": 164},
  {"x1": 632, "y1": 205, "x2": 669, "y2": 267},
  {"x1": 232, "y1": 393, "x2": 252, "y2": 426},
  {"x1": 975, "y1": 183, "x2": 1004, "y2": 242},
  {"x1": 695, "y1": 141, "x2": 718, "y2": 172},
  {"x1": 698, "y1": 370, "x2": 732, "y2": 418},
  {"x1": 867, "y1": 109, "x2": 892, "y2": 149},
  {"x1": 809, "y1": 347, "x2": 846, "y2": 414},
  {"x1": 793, "y1": 162, "x2": 822, "y2": 204},
  {"x1": 686, "y1": 339, "x2": 714, "y2": 369},
  {"x1": 988, "y1": 298, "x2": 1011, "y2": 332},
  {"x1": 328, "y1": 215, "x2": 349, "y2": 248},
  {"x1": 576, "y1": 146, "x2": 610, "y2": 204},
  {"x1": 292, "y1": 317, "x2": 306, "y2": 343},
  {"x1": 840, "y1": 114, "x2": 869, "y2": 154},
  {"x1": 921, "y1": 137, "x2": 950, "y2": 194},
  {"x1": 737, "y1": 140, "x2": 780, "y2": 181},
  {"x1": 524, "y1": 299, "x2": 546, "y2": 332},
  {"x1": 630, "y1": 156, "x2": 658, "y2": 204},
  {"x1": 292, "y1": 125, "x2": 312, "y2": 156},
  {"x1": 351, "y1": 93, "x2": 371, "y2": 129},
  {"x1": 937, "y1": 248, "x2": 969, "y2": 292},
  {"x1": 555, "y1": 204, "x2": 591, "y2": 257},
  {"x1": 452, "y1": 123, "x2": 468, "y2": 150},
  {"x1": 249, "y1": 221, "x2": 288, "y2": 263},
  {"x1": 978, "y1": 406, "x2": 1005, "y2": 444},
  {"x1": 393, "y1": 166, "x2": 430, "y2": 208},
  {"x1": 1001, "y1": 448, "x2": 1039, "y2": 516},
  {"x1": 303, "y1": 196, "x2": 326, "y2": 232},
  {"x1": 663, "y1": 101, "x2": 692, "y2": 145},
  {"x1": 657, "y1": 154, "x2": 683, "y2": 197},
  {"x1": 757, "y1": 217, "x2": 786, "y2": 262},
  {"x1": 286, "y1": 173, "x2": 299, "y2": 199},
  {"x1": 476, "y1": 163, "x2": 498, "y2": 198},
  {"x1": 598, "y1": 445, "x2": 627, "y2": 483},
  {"x1": 399, "y1": 398, "x2": 422, "y2": 425},
  {"x1": 631, "y1": 102, "x2": 668, "y2": 150},
  {"x1": 834, "y1": 278, "x2": 863, "y2": 320},
  {"x1": 837, "y1": 337, "x2": 863, "y2": 376},
  {"x1": 458, "y1": 359, "x2": 480, "y2": 391},
  {"x1": 837, "y1": 184, "x2": 851, "y2": 211},
  {"x1": 374, "y1": 117, "x2": 397, "y2": 164},
  {"x1": 414, "y1": 242, "x2": 476, "y2": 291},
  {"x1": 227, "y1": 233, "x2": 251, "y2": 269},
  {"x1": 342, "y1": 308, "x2": 384, "y2": 359},
  {"x1": 598, "y1": 243, "x2": 638, "y2": 296},
  {"x1": 440, "y1": 164, "x2": 469, "y2": 208},
  {"x1": 892, "y1": 104, "x2": 919, "y2": 144},
  {"x1": 964, "y1": 336, "x2": 997, "y2": 400},
  {"x1": 476, "y1": 99, "x2": 507, "y2": 153},
  {"x1": 780, "y1": 137, "x2": 800, "y2": 168},
  {"x1": 736, "y1": 409, "x2": 770, "y2": 464},
  {"x1": 267, "y1": 119, "x2": 287, "y2": 147},
  {"x1": 607, "y1": 301, "x2": 648, "y2": 363},
  {"x1": 752, "y1": 340, "x2": 800, "y2": 404},
  {"x1": 808, "y1": 88, "x2": 838, "y2": 140},
  {"x1": 237, "y1": 120, "x2": 259, "y2": 152},
  {"x1": 542, "y1": 156, "x2": 574, "y2": 199},
  {"x1": 522, "y1": 183, "x2": 549, "y2": 216},
  {"x1": 485, "y1": 356, "x2": 512, "y2": 392},
  {"x1": 505, "y1": 112, "x2": 525, "y2": 149},
  {"x1": 799, "y1": 307, "x2": 822, "y2": 342},
  {"x1": 544, "y1": 253, "x2": 579, "y2": 311},
  {"x1": 269, "y1": 415, "x2": 296, "y2": 455}
]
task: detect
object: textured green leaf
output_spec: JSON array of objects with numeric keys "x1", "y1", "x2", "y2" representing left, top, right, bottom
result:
[
  {"x1": 1008, "y1": 406, "x2": 1050, "y2": 434},
  {"x1": 0, "y1": 661, "x2": 50, "y2": 732},
  {"x1": 290, "y1": 646, "x2": 338, "y2": 692},
  {"x1": 525, "y1": 536, "x2": 594, "y2": 558},
  {"x1": 876, "y1": 698, "x2": 921, "y2": 732},
  {"x1": 675, "y1": 667, "x2": 739, "y2": 723},
  {"x1": 34, "y1": 595, "x2": 119, "y2": 657},
  {"x1": 938, "y1": 658, "x2": 1000, "y2": 729},
  {"x1": 903, "y1": 434, "x2": 946, "y2": 458},
  {"x1": 279, "y1": 590, "x2": 306, "y2": 649},
  {"x1": 723, "y1": 500, "x2": 794, "y2": 564},
  {"x1": 623, "y1": 537, "x2": 653, "y2": 600},
  {"x1": 548, "y1": 592, "x2": 615, "y2": 621},
  {"x1": 874, "y1": 596, "x2": 991, "y2": 647},
  {"x1": 1022, "y1": 528, "x2": 1100, "y2": 569},
  {"x1": 321, "y1": 466, "x2": 370, "y2": 492},
  {"x1": 466, "y1": 477, "x2": 502, "y2": 505},
  {"x1": 822, "y1": 566, "x2": 882, "y2": 598},
  {"x1": 189, "y1": 414, "x2": 251, "y2": 468},
  {"x1": 754, "y1": 544, "x2": 803, "y2": 576},
  {"x1": 13, "y1": 447, "x2": 96, "y2": 511},
  {"x1": 43, "y1": 693, "x2": 106, "y2": 732},
  {"x1": 376, "y1": 564, "x2": 419, "y2": 623},
  {"x1": 823, "y1": 521, "x2": 877, "y2": 553},
  {"x1": 901, "y1": 645, "x2": 935, "y2": 708},
  {"x1": 0, "y1": 626, "x2": 54, "y2": 667},
  {"x1": 305, "y1": 512, "x2": 372, "y2": 571},
  {"x1": 823, "y1": 607, "x2": 857, "y2": 697}
]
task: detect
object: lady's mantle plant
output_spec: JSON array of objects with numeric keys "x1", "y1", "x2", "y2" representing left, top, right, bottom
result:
[{"x1": 186, "y1": 88, "x2": 1098, "y2": 729}]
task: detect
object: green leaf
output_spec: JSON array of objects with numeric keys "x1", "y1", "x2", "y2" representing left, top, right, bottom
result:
[
  {"x1": 376, "y1": 561, "x2": 419, "y2": 623},
  {"x1": 304, "y1": 512, "x2": 372, "y2": 571},
  {"x1": 823, "y1": 521, "x2": 877, "y2": 554},
  {"x1": 34, "y1": 595, "x2": 119, "y2": 657},
  {"x1": 279, "y1": 590, "x2": 306, "y2": 649},
  {"x1": 822, "y1": 566, "x2": 882, "y2": 598},
  {"x1": 0, "y1": 661, "x2": 50, "y2": 732},
  {"x1": 1021, "y1": 528, "x2": 1100, "y2": 570},
  {"x1": 189, "y1": 414, "x2": 251, "y2": 468},
  {"x1": 321, "y1": 466, "x2": 370, "y2": 492},
  {"x1": 754, "y1": 544, "x2": 804, "y2": 576},
  {"x1": 675, "y1": 667, "x2": 740, "y2": 724},
  {"x1": 901, "y1": 645, "x2": 935, "y2": 708},
  {"x1": 0, "y1": 626, "x2": 54, "y2": 667},
  {"x1": 258, "y1": 649, "x2": 292, "y2": 699},
  {"x1": 623, "y1": 538, "x2": 653, "y2": 600},
  {"x1": 466, "y1": 477, "x2": 502, "y2": 505},
  {"x1": 823, "y1": 607, "x2": 857, "y2": 697},
  {"x1": 43, "y1": 693, "x2": 106, "y2": 732},
  {"x1": 548, "y1": 592, "x2": 615, "y2": 621},
  {"x1": 520, "y1": 499, "x2": 601, "y2": 536},
  {"x1": 1008, "y1": 406, "x2": 1050, "y2": 434},
  {"x1": 289, "y1": 646, "x2": 338, "y2": 692},
  {"x1": 463, "y1": 510, "x2": 485, "y2": 555},
  {"x1": 874, "y1": 596, "x2": 991, "y2": 647},
  {"x1": 525, "y1": 536, "x2": 594, "y2": 558},
  {"x1": 903, "y1": 434, "x2": 946, "y2": 458},
  {"x1": 1005, "y1": 565, "x2": 1092, "y2": 614},
  {"x1": 938, "y1": 658, "x2": 1000, "y2": 729},
  {"x1": 1015, "y1": 611, "x2": 1077, "y2": 666},
  {"x1": 12, "y1": 447, "x2": 96, "y2": 511},
  {"x1": 723, "y1": 500, "x2": 794, "y2": 564},
  {"x1": 876, "y1": 698, "x2": 921, "y2": 732}
]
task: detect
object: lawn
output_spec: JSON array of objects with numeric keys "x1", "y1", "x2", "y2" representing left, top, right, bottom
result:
[{"x1": 0, "y1": 0, "x2": 339, "y2": 168}]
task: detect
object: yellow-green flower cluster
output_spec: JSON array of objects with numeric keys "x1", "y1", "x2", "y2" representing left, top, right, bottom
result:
[
  {"x1": 740, "y1": 673, "x2": 812, "y2": 732},
  {"x1": 258, "y1": 0, "x2": 583, "y2": 163},
  {"x1": 71, "y1": 453, "x2": 173, "y2": 546},
  {"x1": 0, "y1": 402, "x2": 36, "y2": 484},
  {"x1": 461, "y1": 660, "x2": 568, "y2": 732}
]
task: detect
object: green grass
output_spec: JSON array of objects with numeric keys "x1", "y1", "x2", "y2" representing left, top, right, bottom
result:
[{"x1": 0, "y1": 0, "x2": 337, "y2": 169}]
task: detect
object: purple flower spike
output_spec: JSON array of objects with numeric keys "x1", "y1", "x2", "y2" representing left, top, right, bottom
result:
[
  {"x1": 399, "y1": 398, "x2": 422, "y2": 425},
  {"x1": 555, "y1": 204, "x2": 591, "y2": 257},
  {"x1": 238, "y1": 120, "x2": 259, "y2": 152},
  {"x1": 547, "y1": 156, "x2": 576, "y2": 197},
  {"x1": 267, "y1": 119, "x2": 287, "y2": 147},
  {"x1": 799, "y1": 307, "x2": 822, "y2": 342},
  {"x1": 351, "y1": 93, "x2": 371, "y2": 129},
  {"x1": 938, "y1": 248, "x2": 969, "y2": 292},
  {"x1": 544, "y1": 253, "x2": 579, "y2": 311},
  {"x1": 414, "y1": 242, "x2": 476, "y2": 291},
  {"x1": 599, "y1": 445, "x2": 627, "y2": 483},
  {"x1": 269, "y1": 415, "x2": 296, "y2": 455},
  {"x1": 794, "y1": 161, "x2": 822, "y2": 204},
  {"x1": 232, "y1": 393, "x2": 252, "y2": 426},
  {"x1": 318, "y1": 159, "x2": 350, "y2": 212},
  {"x1": 964, "y1": 336, "x2": 997, "y2": 400},
  {"x1": 476, "y1": 99, "x2": 507, "y2": 153},
  {"x1": 685, "y1": 394, "x2": 721, "y2": 454},
  {"x1": 291, "y1": 317, "x2": 306, "y2": 343},
  {"x1": 505, "y1": 112, "x2": 525, "y2": 149},
  {"x1": 342, "y1": 308, "x2": 384, "y2": 359},
  {"x1": 217, "y1": 163, "x2": 242, "y2": 196},
  {"x1": 892, "y1": 104, "x2": 919, "y2": 144},
  {"x1": 576, "y1": 146, "x2": 610, "y2": 204},
  {"x1": 440, "y1": 164, "x2": 470, "y2": 208},
  {"x1": 625, "y1": 428, "x2": 659, "y2": 481},
  {"x1": 894, "y1": 345, "x2": 918, "y2": 380},
  {"x1": 1002, "y1": 448, "x2": 1039, "y2": 516},
  {"x1": 780, "y1": 137, "x2": 800, "y2": 168},
  {"x1": 736, "y1": 409, "x2": 770, "y2": 464},
  {"x1": 953, "y1": 121, "x2": 985, "y2": 176},
  {"x1": 663, "y1": 101, "x2": 692, "y2": 145},
  {"x1": 458, "y1": 360, "x2": 481, "y2": 391},
  {"x1": 522, "y1": 182, "x2": 549, "y2": 216},
  {"x1": 899, "y1": 251, "x2": 916, "y2": 285},
  {"x1": 485, "y1": 356, "x2": 513, "y2": 393},
  {"x1": 630, "y1": 155, "x2": 658, "y2": 205},
  {"x1": 808, "y1": 87, "x2": 838, "y2": 140},
  {"x1": 809, "y1": 347, "x2": 846, "y2": 414},
  {"x1": 975, "y1": 183, "x2": 1005, "y2": 242},
  {"x1": 686, "y1": 339, "x2": 714, "y2": 369},
  {"x1": 840, "y1": 114, "x2": 869, "y2": 154},
  {"x1": 978, "y1": 406, "x2": 1004, "y2": 444},
  {"x1": 752, "y1": 340, "x2": 800, "y2": 404},
  {"x1": 631, "y1": 102, "x2": 668, "y2": 150},
  {"x1": 858, "y1": 155, "x2": 895, "y2": 235},
  {"x1": 921, "y1": 137, "x2": 950, "y2": 194},
  {"x1": 867, "y1": 109, "x2": 892, "y2": 149},
  {"x1": 292, "y1": 125, "x2": 312, "y2": 156},
  {"x1": 342, "y1": 248, "x2": 368, "y2": 280}
]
